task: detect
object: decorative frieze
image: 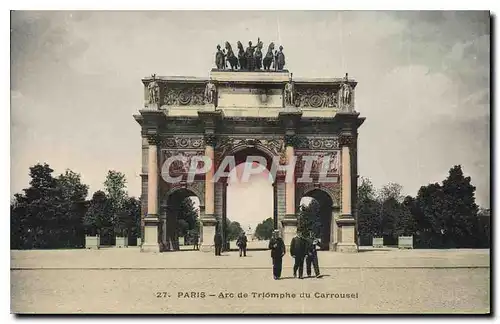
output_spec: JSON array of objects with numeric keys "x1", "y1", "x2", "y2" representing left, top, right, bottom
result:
[
  {"x1": 163, "y1": 86, "x2": 206, "y2": 106},
  {"x1": 161, "y1": 136, "x2": 204, "y2": 149},
  {"x1": 294, "y1": 87, "x2": 339, "y2": 108},
  {"x1": 295, "y1": 136, "x2": 339, "y2": 150}
]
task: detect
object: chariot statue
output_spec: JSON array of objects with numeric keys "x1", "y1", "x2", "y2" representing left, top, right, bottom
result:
[
  {"x1": 224, "y1": 42, "x2": 238, "y2": 70},
  {"x1": 245, "y1": 37, "x2": 260, "y2": 71},
  {"x1": 237, "y1": 41, "x2": 246, "y2": 70},
  {"x1": 263, "y1": 42, "x2": 275, "y2": 71}
]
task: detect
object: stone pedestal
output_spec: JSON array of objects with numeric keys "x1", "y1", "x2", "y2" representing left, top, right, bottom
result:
[
  {"x1": 141, "y1": 217, "x2": 160, "y2": 253},
  {"x1": 281, "y1": 215, "x2": 297, "y2": 247},
  {"x1": 336, "y1": 217, "x2": 357, "y2": 253},
  {"x1": 115, "y1": 236, "x2": 129, "y2": 248},
  {"x1": 200, "y1": 216, "x2": 217, "y2": 252}
]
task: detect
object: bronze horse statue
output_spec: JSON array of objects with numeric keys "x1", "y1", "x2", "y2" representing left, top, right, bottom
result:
[
  {"x1": 224, "y1": 42, "x2": 239, "y2": 70},
  {"x1": 263, "y1": 42, "x2": 275, "y2": 71},
  {"x1": 237, "y1": 41, "x2": 246, "y2": 70}
]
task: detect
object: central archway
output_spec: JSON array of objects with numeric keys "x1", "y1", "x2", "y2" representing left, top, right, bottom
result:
[{"x1": 218, "y1": 145, "x2": 279, "y2": 250}]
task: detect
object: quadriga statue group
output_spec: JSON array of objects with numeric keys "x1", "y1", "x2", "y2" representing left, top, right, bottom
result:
[{"x1": 215, "y1": 38, "x2": 286, "y2": 72}]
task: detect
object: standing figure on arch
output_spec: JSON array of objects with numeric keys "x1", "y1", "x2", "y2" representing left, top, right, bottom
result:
[
  {"x1": 215, "y1": 45, "x2": 225, "y2": 70},
  {"x1": 340, "y1": 73, "x2": 352, "y2": 109},
  {"x1": 147, "y1": 74, "x2": 159, "y2": 105},
  {"x1": 284, "y1": 74, "x2": 295, "y2": 106},
  {"x1": 275, "y1": 45, "x2": 286, "y2": 71},
  {"x1": 254, "y1": 40, "x2": 264, "y2": 70}
]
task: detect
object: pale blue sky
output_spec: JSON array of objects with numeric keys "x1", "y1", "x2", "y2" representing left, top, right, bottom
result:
[{"x1": 11, "y1": 11, "x2": 490, "y2": 227}]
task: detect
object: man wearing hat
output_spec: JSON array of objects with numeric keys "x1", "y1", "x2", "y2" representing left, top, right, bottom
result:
[
  {"x1": 268, "y1": 229, "x2": 286, "y2": 280},
  {"x1": 306, "y1": 232, "x2": 321, "y2": 278},
  {"x1": 290, "y1": 230, "x2": 309, "y2": 279}
]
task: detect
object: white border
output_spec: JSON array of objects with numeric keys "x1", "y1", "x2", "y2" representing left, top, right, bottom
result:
[{"x1": 3, "y1": 2, "x2": 497, "y2": 324}]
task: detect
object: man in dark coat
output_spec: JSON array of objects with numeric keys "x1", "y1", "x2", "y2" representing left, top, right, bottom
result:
[
  {"x1": 192, "y1": 232, "x2": 199, "y2": 251},
  {"x1": 268, "y1": 230, "x2": 286, "y2": 280},
  {"x1": 290, "y1": 231, "x2": 309, "y2": 279},
  {"x1": 214, "y1": 232, "x2": 222, "y2": 256},
  {"x1": 236, "y1": 232, "x2": 248, "y2": 257},
  {"x1": 306, "y1": 234, "x2": 321, "y2": 278}
]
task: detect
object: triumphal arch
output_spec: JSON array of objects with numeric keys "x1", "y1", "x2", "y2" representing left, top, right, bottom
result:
[{"x1": 134, "y1": 44, "x2": 364, "y2": 253}]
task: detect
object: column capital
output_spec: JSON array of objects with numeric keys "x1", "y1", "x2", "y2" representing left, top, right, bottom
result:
[
  {"x1": 204, "y1": 134, "x2": 217, "y2": 147},
  {"x1": 284, "y1": 134, "x2": 299, "y2": 147},
  {"x1": 146, "y1": 133, "x2": 162, "y2": 146},
  {"x1": 339, "y1": 133, "x2": 355, "y2": 147}
]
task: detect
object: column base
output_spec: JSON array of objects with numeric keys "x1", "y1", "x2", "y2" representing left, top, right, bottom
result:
[
  {"x1": 141, "y1": 243, "x2": 161, "y2": 253},
  {"x1": 142, "y1": 216, "x2": 160, "y2": 252},
  {"x1": 336, "y1": 243, "x2": 358, "y2": 253},
  {"x1": 329, "y1": 242, "x2": 337, "y2": 251},
  {"x1": 200, "y1": 214, "x2": 217, "y2": 252},
  {"x1": 199, "y1": 244, "x2": 214, "y2": 253}
]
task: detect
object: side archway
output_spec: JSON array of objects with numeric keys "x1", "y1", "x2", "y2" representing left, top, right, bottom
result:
[
  {"x1": 299, "y1": 188, "x2": 336, "y2": 250},
  {"x1": 161, "y1": 188, "x2": 201, "y2": 251}
]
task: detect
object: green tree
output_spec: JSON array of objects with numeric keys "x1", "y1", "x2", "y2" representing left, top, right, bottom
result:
[
  {"x1": 103, "y1": 171, "x2": 128, "y2": 238},
  {"x1": 176, "y1": 198, "x2": 198, "y2": 237},
  {"x1": 357, "y1": 177, "x2": 382, "y2": 239},
  {"x1": 83, "y1": 190, "x2": 111, "y2": 236},
  {"x1": 297, "y1": 199, "x2": 321, "y2": 237},
  {"x1": 227, "y1": 220, "x2": 244, "y2": 241},
  {"x1": 17, "y1": 163, "x2": 61, "y2": 249},
  {"x1": 441, "y1": 165, "x2": 480, "y2": 247},
  {"x1": 394, "y1": 196, "x2": 417, "y2": 237},
  {"x1": 124, "y1": 197, "x2": 141, "y2": 240},
  {"x1": 255, "y1": 217, "x2": 273, "y2": 240},
  {"x1": 56, "y1": 170, "x2": 89, "y2": 247},
  {"x1": 11, "y1": 163, "x2": 91, "y2": 249}
]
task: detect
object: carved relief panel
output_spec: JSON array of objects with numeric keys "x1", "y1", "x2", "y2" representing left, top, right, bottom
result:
[{"x1": 294, "y1": 86, "x2": 340, "y2": 108}]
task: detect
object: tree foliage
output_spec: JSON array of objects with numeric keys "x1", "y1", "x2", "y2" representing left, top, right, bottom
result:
[
  {"x1": 357, "y1": 165, "x2": 488, "y2": 248},
  {"x1": 11, "y1": 163, "x2": 142, "y2": 249},
  {"x1": 297, "y1": 199, "x2": 321, "y2": 237},
  {"x1": 11, "y1": 164, "x2": 89, "y2": 249}
]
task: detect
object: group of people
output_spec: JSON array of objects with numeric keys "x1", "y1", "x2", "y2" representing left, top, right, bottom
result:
[
  {"x1": 212, "y1": 229, "x2": 321, "y2": 280},
  {"x1": 268, "y1": 230, "x2": 321, "y2": 280},
  {"x1": 213, "y1": 231, "x2": 248, "y2": 257}
]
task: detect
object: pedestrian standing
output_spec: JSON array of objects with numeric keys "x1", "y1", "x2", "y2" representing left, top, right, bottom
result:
[
  {"x1": 214, "y1": 232, "x2": 222, "y2": 256},
  {"x1": 236, "y1": 232, "x2": 248, "y2": 257},
  {"x1": 306, "y1": 234, "x2": 321, "y2": 278},
  {"x1": 290, "y1": 230, "x2": 308, "y2": 279},
  {"x1": 269, "y1": 230, "x2": 286, "y2": 280}
]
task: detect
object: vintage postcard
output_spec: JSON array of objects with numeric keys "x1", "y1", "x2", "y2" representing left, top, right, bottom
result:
[{"x1": 10, "y1": 10, "x2": 490, "y2": 314}]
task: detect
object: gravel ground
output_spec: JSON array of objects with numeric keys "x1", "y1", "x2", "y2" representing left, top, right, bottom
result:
[{"x1": 10, "y1": 248, "x2": 490, "y2": 314}]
